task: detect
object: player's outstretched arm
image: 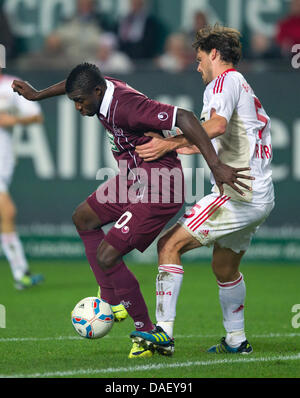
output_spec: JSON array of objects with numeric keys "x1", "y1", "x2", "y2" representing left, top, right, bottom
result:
[
  {"x1": 0, "y1": 113, "x2": 43, "y2": 128},
  {"x1": 12, "y1": 80, "x2": 67, "y2": 101},
  {"x1": 176, "y1": 108, "x2": 254, "y2": 196}
]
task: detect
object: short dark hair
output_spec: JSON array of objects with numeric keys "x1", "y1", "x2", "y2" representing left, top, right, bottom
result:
[
  {"x1": 193, "y1": 24, "x2": 242, "y2": 66},
  {"x1": 65, "y1": 62, "x2": 106, "y2": 94}
]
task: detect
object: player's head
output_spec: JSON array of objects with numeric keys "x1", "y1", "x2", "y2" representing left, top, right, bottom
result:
[
  {"x1": 193, "y1": 24, "x2": 242, "y2": 84},
  {"x1": 66, "y1": 62, "x2": 106, "y2": 116}
]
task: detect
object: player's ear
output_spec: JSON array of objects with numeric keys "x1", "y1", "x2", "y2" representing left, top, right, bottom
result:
[
  {"x1": 210, "y1": 48, "x2": 218, "y2": 61},
  {"x1": 95, "y1": 86, "x2": 103, "y2": 97}
]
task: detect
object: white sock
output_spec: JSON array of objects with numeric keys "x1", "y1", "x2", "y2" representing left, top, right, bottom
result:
[
  {"x1": 217, "y1": 273, "x2": 246, "y2": 347},
  {"x1": 156, "y1": 264, "x2": 184, "y2": 338},
  {"x1": 1, "y1": 232, "x2": 29, "y2": 281}
]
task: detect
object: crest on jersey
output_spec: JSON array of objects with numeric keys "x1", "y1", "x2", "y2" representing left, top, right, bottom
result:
[{"x1": 158, "y1": 112, "x2": 169, "y2": 121}]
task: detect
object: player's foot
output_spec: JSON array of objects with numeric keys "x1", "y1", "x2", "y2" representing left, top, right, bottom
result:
[
  {"x1": 130, "y1": 325, "x2": 174, "y2": 356},
  {"x1": 155, "y1": 339, "x2": 175, "y2": 356},
  {"x1": 207, "y1": 337, "x2": 253, "y2": 354},
  {"x1": 128, "y1": 341, "x2": 154, "y2": 359},
  {"x1": 96, "y1": 286, "x2": 128, "y2": 322},
  {"x1": 14, "y1": 273, "x2": 44, "y2": 290},
  {"x1": 111, "y1": 303, "x2": 128, "y2": 322}
]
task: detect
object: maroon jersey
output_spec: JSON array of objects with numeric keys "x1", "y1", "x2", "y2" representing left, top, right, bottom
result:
[
  {"x1": 97, "y1": 77, "x2": 181, "y2": 176},
  {"x1": 87, "y1": 77, "x2": 185, "y2": 254}
]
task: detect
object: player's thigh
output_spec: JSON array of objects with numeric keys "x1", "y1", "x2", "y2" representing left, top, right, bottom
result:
[
  {"x1": 179, "y1": 193, "x2": 273, "y2": 252},
  {"x1": 158, "y1": 223, "x2": 202, "y2": 257},
  {"x1": 82, "y1": 176, "x2": 126, "y2": 230},
  {"x1": 0, "y1": 192, "x2": 16, "y2": 220},
  {"x1": 72, "y1": 200, "x2": 103, "y2": 230},
  {"x1": 211, "y1": 242, "x2": 245, "y2": 282},
  {"x1": 104, "y1": 200, "x2": 183, "y2": 256}
]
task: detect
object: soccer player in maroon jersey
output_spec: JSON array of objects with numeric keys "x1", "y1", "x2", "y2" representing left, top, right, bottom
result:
[{"x1": 12, "y1": 63, "x2": 252, "y2": 358}]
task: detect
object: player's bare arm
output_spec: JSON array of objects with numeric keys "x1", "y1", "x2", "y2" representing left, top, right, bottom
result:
[
  {"x1": 12, "y1": 80, "x2": 66, "y2": 101},
  {"x1": 177, "y1": 109, "x2": 227, "y2": 155},
  {"x1": 137, "y1": 109, "x2": 227, "y2": 159},
  {"x1": 136, "y1": 132, "x2": 193, "y2": 161},
  {"x1": 0, "y1": 113, "x2": 43, "y2": 127},
  {"x1": 176, "y1": 108, "x2": 254, "y2": 196}
]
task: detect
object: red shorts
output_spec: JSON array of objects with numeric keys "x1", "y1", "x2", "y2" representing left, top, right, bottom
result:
[{"x1": 86, "y1": 173, "x2": 184, "y2": 255}]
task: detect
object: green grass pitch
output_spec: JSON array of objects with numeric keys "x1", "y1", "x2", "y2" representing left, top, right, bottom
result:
[{"x1": 0, "y1": 259, "x2": 300, "y2": 379}]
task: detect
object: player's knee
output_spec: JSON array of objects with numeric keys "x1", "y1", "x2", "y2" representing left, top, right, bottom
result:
[
  {"x1": 72, "y1": 203, "x2": 99, "y2": 231},
  {"x1": 1, "y1": 202, "x2": 16, "y2": 222},
  {"x1": 72, "y1": 207, "x2": 85, "y2": 230},
  {"x1": 211, "y1": 262, "x2": 238, "y2": 283}
]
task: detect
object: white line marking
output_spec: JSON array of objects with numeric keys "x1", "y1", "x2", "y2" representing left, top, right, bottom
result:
[
  {"x1": 0, "y1": 336, "x2": 82, "y2": 342},
  {"x1": 1, "y1": 353, "x2": 300, "y2": 378},
  {"x1": 0, "y1": 332, "x2": 299, "y2": 343}
]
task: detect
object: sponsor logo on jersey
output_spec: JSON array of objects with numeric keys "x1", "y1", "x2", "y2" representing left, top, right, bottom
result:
[{"x1": 106, "y1": 129, "x2": 119, "y2": 152}]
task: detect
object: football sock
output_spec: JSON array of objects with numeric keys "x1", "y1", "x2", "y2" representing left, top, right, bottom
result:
[
  {"x1": 78, "y1": 229, "x2": 120, "y2": 305},
  {"x1": 105, "y1": 260, "x2": 154, "y2": 331},
  {"x1": 156, "y1": 264, "x2": 184, "y2": 338},
  {"x1": 1, "y1": 232, "x2": 29, "y2": 281},
  {"x1": 217, "y1": 273, "x2": 246, "y2": 347}
]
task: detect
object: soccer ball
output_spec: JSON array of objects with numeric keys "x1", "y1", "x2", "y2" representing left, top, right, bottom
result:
[{"x1": 71, "y1": 297, "x2": 114, "y2": 339}]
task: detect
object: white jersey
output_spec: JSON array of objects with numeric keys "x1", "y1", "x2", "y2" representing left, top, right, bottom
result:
[
  {"x1": 201, "y1": 69, "x2": 274, "y2": 204},
  {"x1": 0, "y1": 74, "x2": 42, "y2": 190}
]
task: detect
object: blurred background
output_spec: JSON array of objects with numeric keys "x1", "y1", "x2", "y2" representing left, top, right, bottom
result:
[{"x1": 0, "y1": 0, "x2": 299, "y2": 264}]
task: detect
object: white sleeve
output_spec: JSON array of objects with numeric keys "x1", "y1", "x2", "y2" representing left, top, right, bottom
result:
[
  {"x1": 207, "y1": 75, "x2": 240, "y2": 122},
  {"x1": 12, "y1": 91, "x2": 42, "y2": 118}
]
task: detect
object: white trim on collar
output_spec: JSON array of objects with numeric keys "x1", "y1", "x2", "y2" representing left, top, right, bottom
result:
[{"x1": 99, "y1": 79, "x2": 115, "y2": 117}]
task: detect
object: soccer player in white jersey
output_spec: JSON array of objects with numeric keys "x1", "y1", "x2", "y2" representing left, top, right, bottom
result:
[
  {"x1": 134, "y1": 25, "x2": 275, "y2": 355},
  {"x1": 0, "y1": 68, "x2": 44, "y2": 289}
]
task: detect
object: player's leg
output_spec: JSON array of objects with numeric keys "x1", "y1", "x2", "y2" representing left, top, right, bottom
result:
[
  {"x1": 96, "y1": 239, "x2": 155, "y2": 332},
  {"x1": 155, "y1": 223, "x2": 201, "y2": 340},
  {"x1": 101, "y1": 196, "x2": 184, "y2": 358},
  {"x1": 95, "y1": 237, "x2": 158, "y2": 358},
  {"x1": 0, "y1": 191, "x2": 43, "y2": 289},
  {"x1": 72, "y1": 199, "x2": 127, "y2": 319},
  {"x1": 128, "y1": 223, "x2": 201, "y2": 357},
  {"x1": 207, "y1": 243, "x2": 252, "y2": 354}
]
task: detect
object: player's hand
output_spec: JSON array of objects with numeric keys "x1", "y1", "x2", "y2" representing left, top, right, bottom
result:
[
  {"x1": 211, "y1": 162, "x2": 255, "y2": 196},
  {"x1": 11, "y1": 80, "x2": 40, "y2": 101},
  {"x1": 0, "y1": 113, "x2": 18, "y2": 127},
  {"x1": 177, "y1": 145, "x2": 201, "y2": 155},
  {"x1": 136, "y1": 133, "x2": 174, "y2": 161}
]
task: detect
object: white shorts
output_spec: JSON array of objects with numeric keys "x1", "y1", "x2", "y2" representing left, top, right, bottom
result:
[
  {"x1": 178, "y1": 193, "x2": 274, "y2": 254},
  {"x1": 0, "y1": 132, "x2": 15, "y2": 193}
]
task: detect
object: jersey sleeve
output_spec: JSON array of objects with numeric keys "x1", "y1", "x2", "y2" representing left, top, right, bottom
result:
[
  {"x1": 124, "y1": 93, "x2": 177, "y2": 133},
  {"x1": 207, "y1": 75, "x2": 240, "y2": 122}
]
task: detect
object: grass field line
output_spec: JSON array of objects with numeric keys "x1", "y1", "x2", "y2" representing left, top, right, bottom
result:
[
  {"x1": 1, "y1": 353, "x2": 300, "y2": 378},
  {"x1": 0, "y1": 332, "x2": 299, "y2": 343}
]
